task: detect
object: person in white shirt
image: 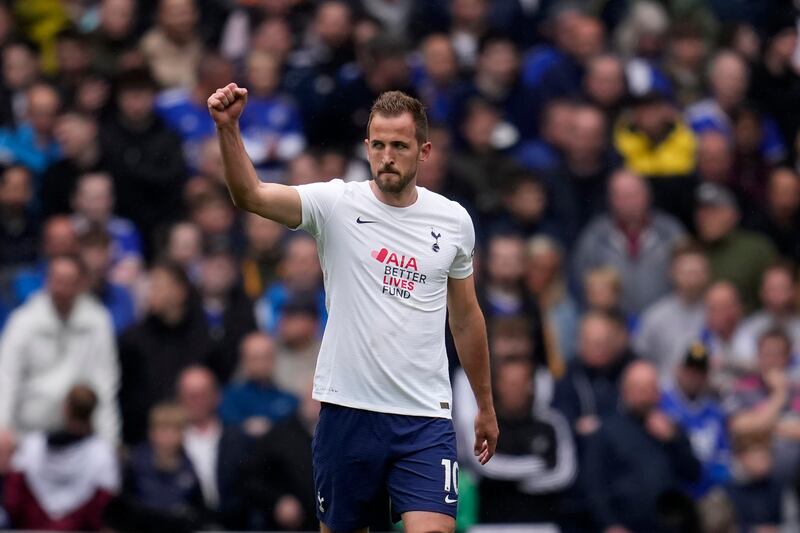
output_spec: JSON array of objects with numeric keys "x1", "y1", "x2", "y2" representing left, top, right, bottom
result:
[
  {"x1": 0, "y1": 255, "x2": 120, "y2": 444},
  {"x1": 209, "y1": 84, "x2": 497, "y2": 533}
]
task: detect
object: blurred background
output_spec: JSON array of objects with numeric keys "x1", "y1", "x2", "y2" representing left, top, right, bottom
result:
[{"x1": 1, "y1": 0, "x2": 800, "y2": 531}]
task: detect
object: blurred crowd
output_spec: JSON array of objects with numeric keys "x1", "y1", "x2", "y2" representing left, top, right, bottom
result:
[{"x1": 2, "y1": 0, "x2": 800, "y2": 531}]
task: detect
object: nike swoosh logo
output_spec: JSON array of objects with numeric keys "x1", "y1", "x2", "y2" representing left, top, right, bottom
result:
[
  {"x1": 356, "y1": 217, "x2": 378, "y2": 224},
  {"x1": 445, "y1": 495, "x2": 458, "y2": 504}
]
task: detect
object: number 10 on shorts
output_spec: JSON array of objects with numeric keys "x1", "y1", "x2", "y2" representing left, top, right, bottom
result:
[{"x1": 441, "y1": 459, "x2": 459, "y2": 494}]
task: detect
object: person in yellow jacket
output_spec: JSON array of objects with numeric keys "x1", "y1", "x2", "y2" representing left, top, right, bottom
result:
[{"x1": 614, "y1": 91, "x2": 697, "y2": 177}]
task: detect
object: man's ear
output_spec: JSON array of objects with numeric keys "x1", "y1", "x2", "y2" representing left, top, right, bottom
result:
[{"x1": 419, "y1": 141, "x2": 432, "y2": 161}]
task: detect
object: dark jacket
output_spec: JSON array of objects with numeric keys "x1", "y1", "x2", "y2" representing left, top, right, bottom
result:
[
  {"x1": 99, "y1": 114, "x2": 186, "y2": 257},
  {"x1": 205, "y1": 287, "x2": 258, "y2": 384},
  {"x1": 584, "y1": 411, "x2": 701, "y2": 532},
  {"x1": 105, "y1": 444, "x2": 205, "y2": 533},
  {"x1": 211, "y1": 425, "x2": 251, "y2": 530},
  {"x1": 552, "y1": 351, "x2": 635, "y2": 433},
  {"x1": 118, "y1": 310, "x2": 215, "y2": 445},
  {"x1": 725, "y1": 476, "x2": 782, "y2": 531},
  {"x1": 242, "y1": 415, "x2": 318, "y2": 531}
]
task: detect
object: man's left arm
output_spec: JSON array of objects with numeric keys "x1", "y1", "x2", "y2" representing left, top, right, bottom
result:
[{"x1": 447, "y1": 275, "x2": 498, "y2": 464}]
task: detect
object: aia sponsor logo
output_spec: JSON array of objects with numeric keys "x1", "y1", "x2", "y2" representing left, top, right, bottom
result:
[{"x1": 371, "y1": 248, "x2": 427, "y2": 299}]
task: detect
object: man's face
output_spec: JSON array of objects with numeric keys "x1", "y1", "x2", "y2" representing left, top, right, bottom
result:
[
  {"x1": 495, "y1": 361, "x2": 533, "y2": 414},
  {"x1": 47, "y1": 258, "x2": 84, "y2": 316},
  {"x1": 27, "y1": 86, "x2": 60, "y2": 136},
  {"x1": 579, "y1": 316, "x2": 616, "y2": 368},
  {"x1": 2, "y1": 44, "x2": 38, "y2": 90},
  {"x1": 487, "y1": 237, "x2": 525, "y2": 285},
  {"x1": 705, "y1": 284, "x2": 741, "y2": 335},
  {"x1": 159, "y1": 0, "x2": 197, "y2": 42},
  {"x1": 609, "y1": 172, "x2": 649, "y2": 224},
  {"x1": 422, "y1": 35, "x2": 457, "y2": 85},
  {"x1": 178, "y1": 370, "x2": 219, "y2": 424},
  {"x1": 758, "y1": 337, "x2": 791, "y2": 376},
  {"x1": 671, "y1": 253, "x2": 709, "y2": 298},
  {"x1": 585, "y1": 57, "x2": 625, "y2": 107},
  {"x1": 478, "y1": 41, "x2": 518, "y2": 87},
  {"x1": 0, "y1": 167, "x2": 32, "y2": 209},
  {"x1": 118, "y1": 87, "x2": 155, "y2": 123},
  {"x1": 365, "y1": 112, "x2": 430, "y2": 195},
  {"x1": 695, "y1": 205, "x2": 738, "y2": 242},
  {"x1": 767, "y1": 169, "x2": 800, "y2": 217},
  {"x1": 241, "y1": 335, "x2": 275, "y2": 382},
  {"x1": 54, "y1": 114, "x2": 97, "y2": 158},
  {"x1": 282, "y1": 237, "x2": 321, "y2": 289},
  {"x1": 73, "y1": 175, "x2": 113, "y2": 223},
  {"x1": 676, "y1": 365, "x2": 707, "y2": 398},
  {"x1": 622, "y1": 363, "x2": 660, "y2": 416},
  {"x1": 761, "y1": 269, "x2": 795, "y2": 314}
]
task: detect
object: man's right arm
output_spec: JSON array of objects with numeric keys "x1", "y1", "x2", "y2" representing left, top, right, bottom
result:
[{"x1": 209, "y1": 83, "x2": 301, "y2": 228}]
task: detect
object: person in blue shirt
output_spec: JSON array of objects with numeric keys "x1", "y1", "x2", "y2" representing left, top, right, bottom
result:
[
  {"x1": 219, "y1": 332, "x2": 298, "y2": 439},
  {"x1": 79, "y1": 227, "x2": 136, "y2": 334},
  {"x1": 661, "y1": 342, "x2": 731, "y2": 497},
  {"x1": 0, "y1": 83, "x2": 62, "y2": 176},
  {"x1": 255, "y1": 234, "x2": 327, "y2": 335},
  {"x1": 155, "y1": 55, "x2": 234, "y2": 172},
  {"x1": 239, "y1": 50, "x2": 306, "y2": 182}
]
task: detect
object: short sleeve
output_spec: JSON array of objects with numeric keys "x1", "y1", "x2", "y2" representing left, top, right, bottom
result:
[
  {"x1": 449, "y1": 204, "x2": 475, "y2": 279},
  {"x1": 291, "y1": 179, "x2": 346, "y2": 237}
]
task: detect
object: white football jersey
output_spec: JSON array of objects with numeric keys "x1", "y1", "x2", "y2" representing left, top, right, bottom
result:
[{"x1": 292, "y1": 179, "x2": 475, "y2": 418}]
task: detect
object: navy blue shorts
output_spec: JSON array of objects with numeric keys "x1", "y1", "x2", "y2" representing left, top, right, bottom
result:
[{"x1": 312, "y1": 403, "x2": 459, "y2": 531}]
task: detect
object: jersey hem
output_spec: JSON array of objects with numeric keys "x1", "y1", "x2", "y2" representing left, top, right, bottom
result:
[{"x1": 313, "y1": 393, "x2": 453, "y2": 419}]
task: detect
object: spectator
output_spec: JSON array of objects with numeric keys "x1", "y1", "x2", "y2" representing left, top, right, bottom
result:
[
  {"x1": 101, "y1": 67, "x2": 186, "y2": 257},
  {"x1": 0, "y1": 165, "x2": 38, "y2": 271},
  {"x1": 694, "y1": 182, "x2": 777, "y2": 311},
  {"x1": 583, "y1": 267, "x2": 624, "y2": 318},
  {"x1": 78, "y1": 228, "x2": 136, "y2": 334},
  {"x1": 462, "y1": 355, "x2": 576, "y2": 525},
  {"x1": 108, "y1": 403, "x2": 205, "y2": 533},
  {"x1": 239, "y1": 50, "x2": 306, "y2": 181},
  {"x1": 702, "y1": 282, "x2": 747, "y2": 396},
  {"x1": 686, "y1": 50, "x2": 785, "y2": 165},
  {"x1": 89, "y1": 0, "x2": 139, "y2": 78},
  {"x1": 573, "y1": 169, "x2": 686, "y2": 316},
  {"x1": 726, "y1": 328, "x2": 800, "y2": 486},
  {"x1": 156, "y1": 53, "x2": 233, "y2": 171},
  {"x1": 3, "y1": 386, "x2": 119, "y2": 530},
  {"x1": 636, "y1": 241, "x2": 710, "y2": 374},
  {"x1": 525, "y1": 235, "x2": 579, "y2": 365},
  {"x1": 240, "y1": 212, "x2": 285, "y2": 300},
  {"x1": 187, "y1": 187, "x2": 239, "y2": 253},
  {"x1": 242, "y1": 382, "x2": 326, "y2": 532},
  {"x1": 456, "y1": 32, "x2": 537, "y2": 143},
  {"x1": 255, "y1": 234, "x2": 326, "y2": 335},
  {"x1": 732, "y1": 263, "x2": 800, "y2": 364},
  {"x1": 0, "y1": 430, "x2": 14, "y2": 528},
  {"x1": 746, "y1": 167, "x2": 800, "y2": 263},
  {"x1": 139, "y1": 0, "x2": 203, "y2": 90},
  {"x1": 0, "y1": 82, "x2": 62, "y2": 174},
  {"x1": 584, "y1": 360, "x2": 701, "y2": 532},
  {"x1": 412, "y1": 33, "x2": 464, "y2": 125},
  {"x1": 552, "y1": 102, "x2": 617, "y2": 234},
  {"x1": 118, "y1": 261, "x2": 213, "y2": 445},
  {"x1": 198, "y1": 245, "x2": 257, "y2": 383},
  {"x1": 0, "y1": 39, "x2": 41, "y2": 128},
  {"x1": 164, "y1": 221, "x2": 203, "y2": 281},
  {"x1": 489, "y1": 171, "x2": 561, "y2": 241},
  {"x1": 294, "y1": 1, "x2": 355, "y2": 75},
  {"x1": 177, "y1": 366, "x2": 249, "y2": 530},
  {"x1": 52, "y1": 28, "x2": 97, "y2": 108},
  {"x1": 0, "y1": 255, "x2": 119, "y2": 443},
  {"x1": 583, "y1": 54, "x2": 627, "y2": 122},
  {"x1": 696, "y1": 131, "x2": 734, "y2": 186},
  {"x1": 614, "y1": 91, "x2": 698, "y2": 179},
  {"x1": 552, "y1": 311, "x2": 635, "y2": 440},
  {"x1": 40, "y1": 110, "x2": 109, "y2": 217},
  {"x1": 724, "y1": 432, "x2": 783, "y2": 532},
  {"x1": 447, "y1": 0, "x2": 490, "y2": 69},
  {"x1": 514, "y1": 98, "x2": 573, "y2": 174},
  {"x1": 662, "y1": 22, "x2": 709, "y2": 108},
  {"x1": 11, "y1": 215, "x2": 78, "y2": 305},
  {"x1": 449, "y1": 98, "x2": 525, "y2": 218},
  {"x1": 219, "y1": 332, "x2": 298, "y2": 438},
  {"x1": 274, "y1": 296, "x2": 322, "y2": 398},
  {"x1": 70, "y1": 172, "x2": 144, "y2": 286},
  {"x1": 661, "y1": 343, "x2": 731, "y2": 496},
  {"x1": 311, "y1": 34, "x2": 415, "y2": 149}
]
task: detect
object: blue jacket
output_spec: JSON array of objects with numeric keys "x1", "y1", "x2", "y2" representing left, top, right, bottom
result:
[{"x1": 219, "y1": 381, "x2": 298, "y2": 427}]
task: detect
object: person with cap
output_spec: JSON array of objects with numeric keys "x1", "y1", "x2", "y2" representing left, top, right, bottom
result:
[
  {"x1": 661, "y1": 342, "x2": 731, "y2": 497},
  {"x1": 695, "y1": 181, "x2": 777, "y2": 311}
]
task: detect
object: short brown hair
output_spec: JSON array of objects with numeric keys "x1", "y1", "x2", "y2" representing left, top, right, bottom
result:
[
  {"x1": 367, "y1": 91, "x2": 428, "y2": 146},
  {"x1": 65, "y1": 384, "x2": 98, "y2": 424}
]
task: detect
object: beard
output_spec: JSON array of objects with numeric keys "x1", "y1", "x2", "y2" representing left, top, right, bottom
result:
[{"x1": 373, "y1": 162, "x2": 417, "y2": 194}]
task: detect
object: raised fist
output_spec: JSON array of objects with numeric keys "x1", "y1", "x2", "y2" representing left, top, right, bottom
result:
[{"x1": 207, "y1": 82, "x2": 248, "y2": 127}]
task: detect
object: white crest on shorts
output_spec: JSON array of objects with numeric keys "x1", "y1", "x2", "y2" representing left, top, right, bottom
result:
[{"x1": 317, "y1": 491, "x2": 326, "y2": 513}]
